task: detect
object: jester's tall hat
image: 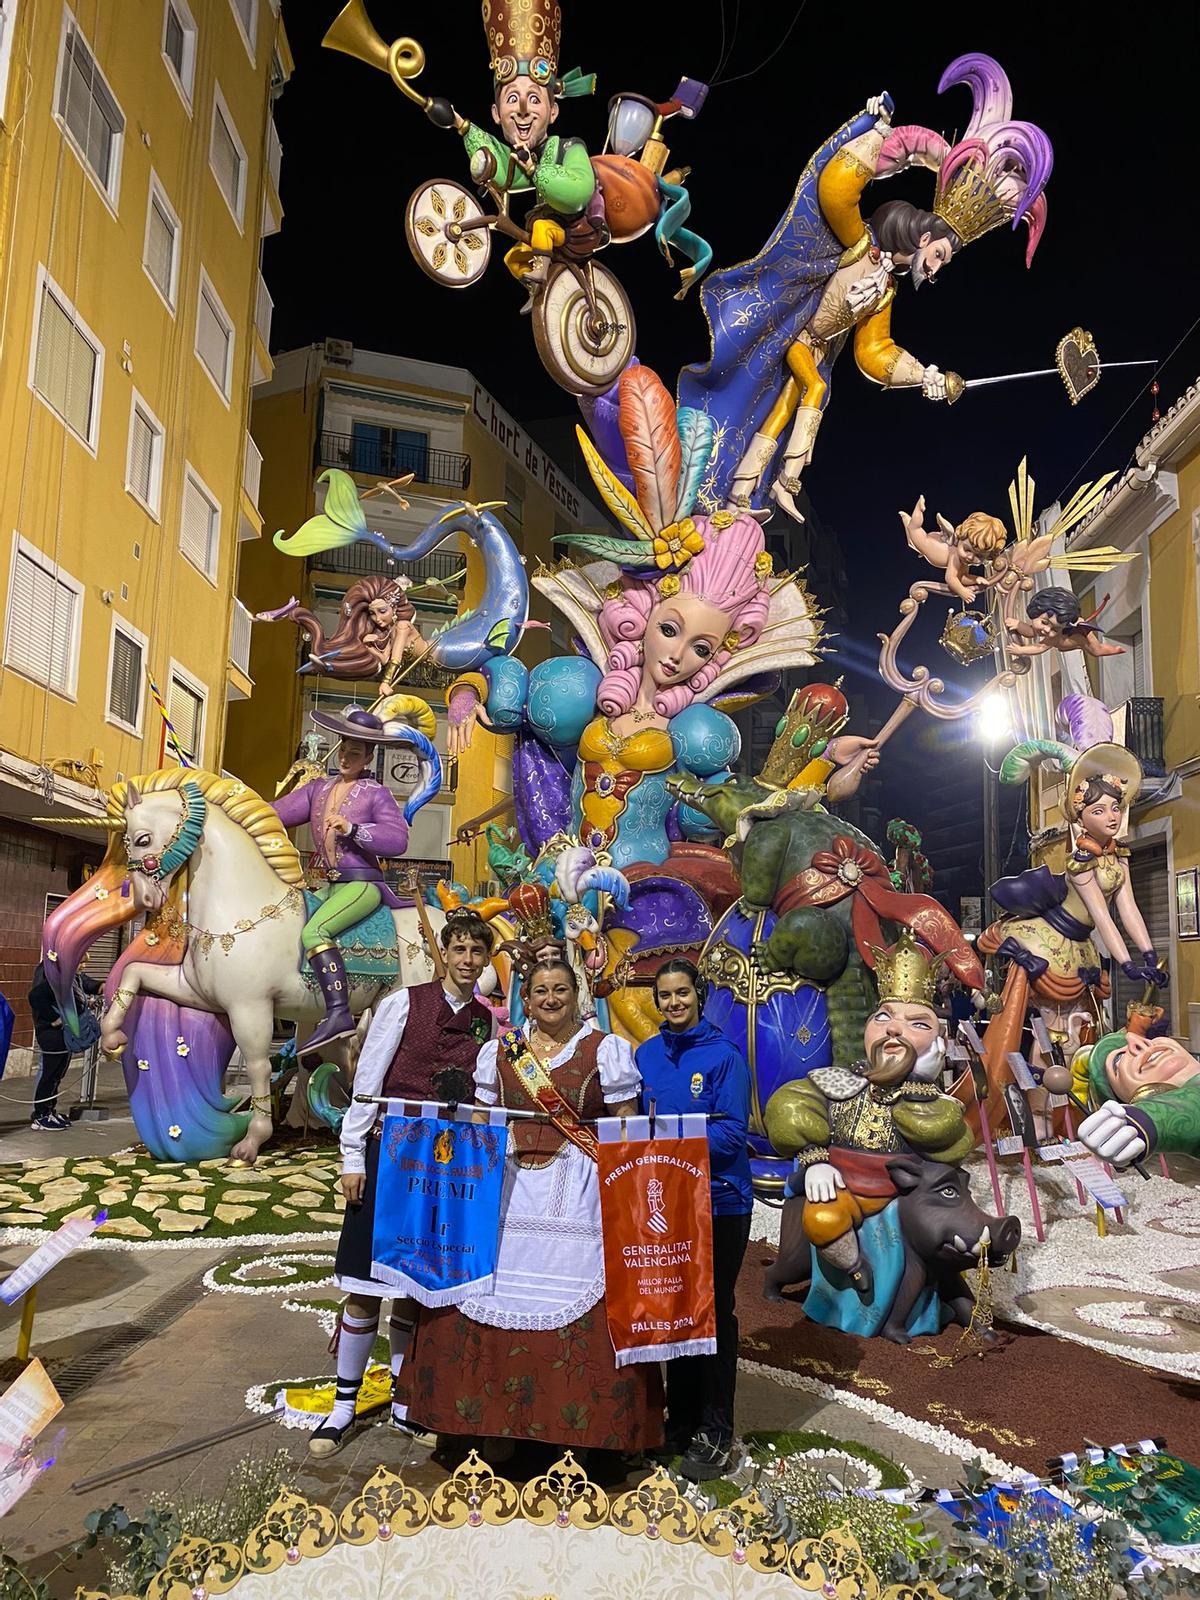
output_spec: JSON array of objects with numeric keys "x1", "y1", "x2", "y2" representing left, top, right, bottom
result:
[{"x1": 481, "y1": 0, "x2": 594, "y2": 98}]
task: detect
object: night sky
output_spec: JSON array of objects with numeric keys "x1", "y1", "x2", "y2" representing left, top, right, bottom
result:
[{"x1": 268, "y1": 1, "x2": 1197, "y2": 834}]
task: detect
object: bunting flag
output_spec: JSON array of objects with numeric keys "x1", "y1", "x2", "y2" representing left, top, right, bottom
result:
[
  {"x1": 597, "y1": 1114, "x2": 716, "y2": 1366},
  {"x1": 146, "y1": 672, "x2": 192, "y2": 768}
]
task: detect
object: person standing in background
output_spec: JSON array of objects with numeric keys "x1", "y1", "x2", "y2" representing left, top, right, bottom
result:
[{"x1": 27, "y1": 956, "x2": 100, "y2": 1130}]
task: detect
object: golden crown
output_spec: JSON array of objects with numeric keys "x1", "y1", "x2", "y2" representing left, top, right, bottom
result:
[
  {"x1": 932, "y1": 160, "x2": 1010, "y2": 248},
  {"x1": 869, "y1": 929, "x2": 943, "y2": 1009},
  {"x1": 939, "y1": 608, "x2": 998, "y2": 666},
  {"x1": 758, "y1": 684, "x2": 849, "y2": 789}
]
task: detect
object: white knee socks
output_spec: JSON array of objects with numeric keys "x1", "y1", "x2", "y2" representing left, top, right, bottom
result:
[
  {"x1": 326, "y1": 1309, "x2": 379, "y2": 1431},
  {"x1": 389, "y1": 1310, "x2": 414, "y2": 1422}
]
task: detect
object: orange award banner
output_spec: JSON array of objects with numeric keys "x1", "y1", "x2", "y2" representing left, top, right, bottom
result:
[{"x1": 598, "y1": 1119, "x2": 716, "y2": 1366}]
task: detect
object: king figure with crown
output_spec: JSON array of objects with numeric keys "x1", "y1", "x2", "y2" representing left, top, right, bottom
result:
[{"x1": 677, "y1": 53, "x2": 1052, "y2": 519}]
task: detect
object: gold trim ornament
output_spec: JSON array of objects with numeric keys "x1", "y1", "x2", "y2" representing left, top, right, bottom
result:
[
  {"x1": 652, "y1": 519, "x2": 705, "y2": 570},
  {"x1": 868, "y1": 927, "x2": 944, "y2": 1009},
  {"x1": 657, "y1": 574, "x2": 681, "y2": 598}
]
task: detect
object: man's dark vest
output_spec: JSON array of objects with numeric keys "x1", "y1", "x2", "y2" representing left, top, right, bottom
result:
[{"x1": 380, "y1": 981, "x2": 492, "y2": 1101}]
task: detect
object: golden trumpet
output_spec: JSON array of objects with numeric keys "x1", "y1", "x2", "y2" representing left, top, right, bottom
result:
[{"x1": 321, "y1": 0, "x2": 429, "y2": 107}]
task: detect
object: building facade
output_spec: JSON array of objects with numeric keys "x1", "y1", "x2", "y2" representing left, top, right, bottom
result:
[
  {"x1": 225, "y1": 342, "x2": 605, "y2": 893},
  {"x1": 0, "y1": 0, "x2": 290, "y2": 1070},
  {"x1": 1020, "y1": 378, "x2": 1200, "y2": 1043}
]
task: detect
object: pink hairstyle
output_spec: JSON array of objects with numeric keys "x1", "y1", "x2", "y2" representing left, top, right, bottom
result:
[{"x1": 597, "y1": 513, "x2": 769, "y2": 718}]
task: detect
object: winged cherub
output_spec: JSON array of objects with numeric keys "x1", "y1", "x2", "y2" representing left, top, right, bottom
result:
[{"x1": 900, "y1": 495, "x2": 1009, "y2": 603}]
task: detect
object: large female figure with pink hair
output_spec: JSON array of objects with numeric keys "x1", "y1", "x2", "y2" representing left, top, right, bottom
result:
[{"x1": 447, "y1": 365, "x2": 828, "y2": 1041}]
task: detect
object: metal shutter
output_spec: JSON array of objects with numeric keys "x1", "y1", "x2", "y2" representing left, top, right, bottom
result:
[
  {"x1": 145, "y1": 193, "x2": 175, "y2": 299},
  {"x1": 167, "y1": 676, "x2": 202, "y2": 762},
  {"x1": 180, "y1": 474, "x2": 217, "y2": 573},
  {"x1": 210, "y1": 106, "x2": 241, "y2": 212},
  {"x1": 196, "y1": 285, "x2": 230, "y2": 392},
  {"x1": 1110, "y1": 841, "x2": 1170, "y2": 1021},
  {"x1": 34, "y1": 284, "x2": 96, "y2": 440},
  {"x1": 108, "y1": 630, "x2": 142, "y2": 726},
  {"x1": 5, "y1": 549, "x2": 76, "y2": 691},
  {"x1": 128, "y1": 406, "x2": 156, "y2": 504}
]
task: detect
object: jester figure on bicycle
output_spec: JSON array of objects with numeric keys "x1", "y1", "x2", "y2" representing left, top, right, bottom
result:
[{"x1": 323, "y1": 0, "x2": 712, "y2": 394}]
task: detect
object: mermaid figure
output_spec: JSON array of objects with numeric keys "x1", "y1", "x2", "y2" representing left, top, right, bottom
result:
[{"x1": 445, "y1": 364, "x2": 826, "y2": 1041}]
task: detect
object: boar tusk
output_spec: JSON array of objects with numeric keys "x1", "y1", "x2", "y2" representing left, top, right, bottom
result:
[{"x1": 953, "y1": 1234, "x2": 968, "y2": 1255}]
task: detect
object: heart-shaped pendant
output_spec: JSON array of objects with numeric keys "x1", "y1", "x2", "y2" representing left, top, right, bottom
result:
[{"x1": 1056, "y1": 326, "x2": 1101, "y2": 405}]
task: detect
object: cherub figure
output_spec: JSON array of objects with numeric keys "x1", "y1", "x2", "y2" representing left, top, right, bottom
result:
[
  {"x1": 1004, "y1": 587, "x2": 1125, "y2": 661},
  {"x1": 900, "y1": 495, "x2": 1009, "y2": 603}
]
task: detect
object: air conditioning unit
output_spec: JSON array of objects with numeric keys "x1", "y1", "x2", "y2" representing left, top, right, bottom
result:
[{"x1": 324, "y1": 338, "x2": 354, "y2": 366}]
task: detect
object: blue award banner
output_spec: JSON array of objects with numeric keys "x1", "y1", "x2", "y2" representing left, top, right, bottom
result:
[{"x1": 370, "y1": 1115, "x2": 507, "y2": 1307}]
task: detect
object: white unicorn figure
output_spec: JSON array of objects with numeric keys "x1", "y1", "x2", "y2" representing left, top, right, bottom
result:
[{"x1": 41, "y1": 768, "x2": 448, "y2": 1164}]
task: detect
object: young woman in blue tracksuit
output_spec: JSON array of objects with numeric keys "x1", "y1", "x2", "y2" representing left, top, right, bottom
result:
[{"x1": 635, "y1": 958, "x2": 753, "y2": 1481}]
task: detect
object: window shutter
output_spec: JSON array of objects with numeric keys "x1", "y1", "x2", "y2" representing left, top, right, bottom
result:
[
  {"x1": 232, "y1": 0, "x2": 255, "y2": 41},
  {"x1": 60, "y1": 29, "x2": 122, "y2": 189},
  {"x1": 108, "y1": 630, "x2": 142, "y2": 726},
  {"x1": 167, "y1": 677, "x2": 202, "y2": 761},
  {"x1": 34, "y1": 284, "x2": 96, "y2": 441},
  {"x1": 180, "y1": 475, "x2": 217, "y2": 573},
  {"x1": 196, "y1": 286, "x2": 230, "y2": 393},
  {"x1": 1111, "y1": 842, "x2": 1169, "y2": 1020},
  {"x1": 210, "y1": 108, "x2": 241, "y2": 211},
  {"x1": 129, "y1": 408, "x2": 155, "y2": 504},
  {"x1": 6, "y1": 550, "x2": 75, "y2": 691},
  {"x1": 145, "y1": 195, "x2": 175, "y2": 299}
]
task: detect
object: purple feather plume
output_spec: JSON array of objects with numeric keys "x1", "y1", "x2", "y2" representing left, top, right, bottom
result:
[
  {"x1": 938, "y1": 54, "x2": 1013, "y2": 135},
  {"x1": 1057, "y1": 694, "x2": 1114, "y2": 753}
]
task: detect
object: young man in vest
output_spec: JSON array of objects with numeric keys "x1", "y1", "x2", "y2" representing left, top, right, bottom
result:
[{"x1": 310, "y1": 909, "x2": 496, "y2": 1458}]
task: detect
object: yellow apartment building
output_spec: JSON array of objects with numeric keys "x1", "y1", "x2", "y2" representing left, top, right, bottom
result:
[
  {"x1": 0, "y1": 0, "x2": 290, "y2": 1067},
  {"x1": 225, "y1": 341, "x2": 605, "y2": 892},
  {"x1": 1019, "y1": 376, "x2": 1200, "y2": 1042}
]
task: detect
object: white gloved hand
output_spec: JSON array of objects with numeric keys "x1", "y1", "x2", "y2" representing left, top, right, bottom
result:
[
  {"x1": 1078, "y1": 1102, "x2": 1148, "y2": 1167},
  {"x1": 921, "y1": 365, "x2": 948, "y2": 401},
  {"x1": 866, "y1": 93, "x2": 891, "y2": 121},
  {"x1": 846, "y1": 257, "x2": 892, "y2": 315},
  {"x1": 804, "y1": 1161, "x2": 845, "y2": 1204}
]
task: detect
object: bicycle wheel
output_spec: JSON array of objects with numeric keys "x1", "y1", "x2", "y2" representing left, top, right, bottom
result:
[
  {"x1": 405, "y1": 180, "x2": 491, "y2": 287},
  {"x1": 532, "y1": 261, "x2": 637, "y2": 396}
]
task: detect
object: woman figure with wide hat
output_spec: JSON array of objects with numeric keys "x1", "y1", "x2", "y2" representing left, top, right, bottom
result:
[{"x1": 272, "y1": 702, "x2": 440, "y2": 1053}]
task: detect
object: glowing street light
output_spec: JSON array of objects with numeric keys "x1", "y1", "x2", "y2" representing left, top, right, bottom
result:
[{"x1": 977, "y1": 692, "x2": 1012, "y2": 746}]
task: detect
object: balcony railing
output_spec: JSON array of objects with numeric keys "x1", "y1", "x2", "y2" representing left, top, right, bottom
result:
[
  {"x1": 309, "y1": 540, "x2": 465, "y2": 591},
  {"x1": 229, "y1": 598, "x2": 254, "y2": 676},
  {"x1": 243, "y1": 432, "x2": 263, "y2": 507},
  {"x1": 255, "y1": 273, "x2": 273, "y2": 350},
  {"x1": 1123, "y1": 696, "x2": 1167, "y2": 780},
  {"x1": 318, "y1": 430, "x2": 471, "y2": 492},
  {"x1": 266, "y1": 117, "x2": 282, "y2": 193}
]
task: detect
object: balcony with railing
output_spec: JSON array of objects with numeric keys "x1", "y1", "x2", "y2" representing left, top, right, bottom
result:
[
  {"x1": 243, "y1": 432, "x2": 263, "y2": 507},
  {"x1": 255, "y1": 274, "x2": 273, "y2": 351},
  {"x1": 308, "y1": 540, "x2": 465, "y2": 597},
  {"x1": 266, "y1": 117, "x2": 282, "y2": 194},
  {"x1": 1122, "y1": 696, "x2": 1167, "y2": 780},
  {"x1": 318, "y1": 430, "x2": 471, "y2": 492}
]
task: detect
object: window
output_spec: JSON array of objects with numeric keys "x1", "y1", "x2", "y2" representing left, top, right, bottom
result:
[
  {"x1": 228, "y1": 0, "x2": 257, "y2": 61},
  {"x1": 0, "y1": 0, "x2": 20, "y2": 123},
  {"x1": 125, "y1": 391, "x2": 165, "y2": 515},
  {"x1": 161, "y1": 0, "x2": 196, "y2": 104},
  {"x1": 143, "y1": 173, "x2": 181, "y2": 308},
  {"x1": 348, "y1": 422, "x2": 429, "y2": 480},
  {"x1": 167, "y1": 669, "x2": 205, "y2": 764},
  {"x1": 55, "y1": 16, "x2": 125, "y2": 202},
  {"x1": 106, "y1": 618, "x2": 146, "y2": 733},
  {"x1": 3, "y1": 536, "x2": 83, "y2": 696},
  {"x1": 179, "y1": 465, "x2": 220, "y2": 578},
  {"x1": 29, "y1": 267, "x2": 103, "y2": 449},
  {"x1": 195, "y1": 270, "x2": 233, "y2": 399},
  {"x1": 209, "y1": 86, "x2": 246, "y2": 226}
]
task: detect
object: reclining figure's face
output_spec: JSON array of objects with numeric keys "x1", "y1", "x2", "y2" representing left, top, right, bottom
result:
[{"x1": 1106, "y1": 1032, "x2": 1199, "y2": 1102}]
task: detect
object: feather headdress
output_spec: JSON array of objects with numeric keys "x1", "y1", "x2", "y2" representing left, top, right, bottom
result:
[{"x1": 561, "y1": 366, "x2": 718, "y2": 570}]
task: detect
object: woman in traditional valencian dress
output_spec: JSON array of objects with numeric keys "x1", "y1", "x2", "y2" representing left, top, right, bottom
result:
[
  {"x1": 979, "y1": 696, "x2": 1168, "y2": 1125},
  {"x1": 394, "y1": 958, "x2": 664, "y2": 1455},
  {"x1": 446, "y1": 364, "x2": 861, "y2": 1042}
]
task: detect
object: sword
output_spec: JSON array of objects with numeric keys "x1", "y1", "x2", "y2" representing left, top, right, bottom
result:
[{"x1": 942, "y1": 359, "x2": 1156, "y2": 405}]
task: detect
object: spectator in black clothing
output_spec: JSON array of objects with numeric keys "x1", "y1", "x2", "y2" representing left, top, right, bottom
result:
[{"x1": 27, "y1": 959, "x2": 101, "y2": 1131}]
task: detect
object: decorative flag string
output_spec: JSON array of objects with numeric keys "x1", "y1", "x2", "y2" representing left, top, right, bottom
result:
[{"x1": 146, "y1": 672, "x2": 192, "y2": 768}]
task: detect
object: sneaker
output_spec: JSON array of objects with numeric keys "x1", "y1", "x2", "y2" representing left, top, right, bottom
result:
[
  {"x1": 49, "y1": 1112, "x2": 71, "y2": 1130},
  {"x1": 30, "y1": 1114, "x2": 65, "y2": 1132},
  {"x1": 678, "y1": 1431, "x2": 735, "y2": 1482}
]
